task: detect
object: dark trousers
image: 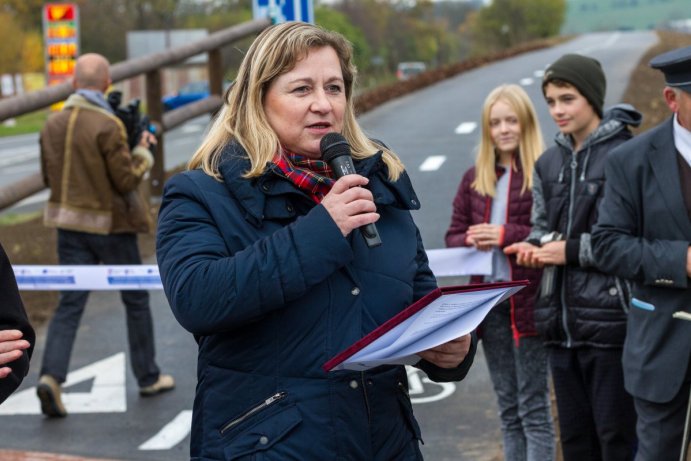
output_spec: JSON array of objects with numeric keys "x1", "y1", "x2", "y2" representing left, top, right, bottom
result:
[
  {"x1": 550, "y1": 347, "x2": 637, "y2": 461},
  {"x1": 40, "y1": 229, "x2": 160, "y2": 387},
  {"x1": 633, "y1": 359, "x2": 691, "y2": 461}
]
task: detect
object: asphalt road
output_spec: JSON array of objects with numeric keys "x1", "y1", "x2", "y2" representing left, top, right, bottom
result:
[{"x1": 0, "y1": 30, "x2": 658, "y2": 460}]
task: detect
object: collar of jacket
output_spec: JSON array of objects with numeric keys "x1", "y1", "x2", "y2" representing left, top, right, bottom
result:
[
  {"x1": 554, "y1": 103, "x2": 641, "y2": 152},
  {"x1": 217, "y1": 141, "x2": 421, "y2": 227},
  {"x1": 62, "y1": 93, "x2": 114, "y2": 116}
]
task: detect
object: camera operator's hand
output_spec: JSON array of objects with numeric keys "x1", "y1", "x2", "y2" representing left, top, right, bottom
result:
[
  {"x1": 138, "y1": 131, "x2": 157, "y2": 149},
  {"x1": 132, "y1": 131, "x2": 156, "y2": 172}
]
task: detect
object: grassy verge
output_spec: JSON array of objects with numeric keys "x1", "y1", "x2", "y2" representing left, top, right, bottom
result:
[{"x1": 0, "y1": 110, "x2": 49, "y2": 137}]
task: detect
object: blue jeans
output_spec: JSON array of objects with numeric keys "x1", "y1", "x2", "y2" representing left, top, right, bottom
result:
[
  {"x1": 481, "y1": 301, "x2": 555, "y2": 461},
  {"x1": 40, "y1": 229, "x2": 161, "y2": 387}
]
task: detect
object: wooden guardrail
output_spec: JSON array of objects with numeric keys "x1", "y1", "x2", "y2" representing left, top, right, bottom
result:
[{"x1": 0, "y1": 17, "x2": 271, "y2": 210}]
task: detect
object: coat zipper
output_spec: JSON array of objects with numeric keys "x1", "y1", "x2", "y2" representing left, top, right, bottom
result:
[
  {"x1": 219, "y1": 391, "x2": 287, "y2": 436},
  {"x1": 561, "y1": 152, "x2": 578, "y2": 347}
]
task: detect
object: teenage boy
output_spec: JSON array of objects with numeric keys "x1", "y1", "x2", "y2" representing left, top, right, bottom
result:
[{"x1": 505, "y1": 53, "x2": 641, "y2": 460}]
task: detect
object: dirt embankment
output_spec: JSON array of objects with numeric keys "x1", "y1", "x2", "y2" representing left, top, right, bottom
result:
[{"x1": 3, "y1": 30, "x2": 690, "y2": 327}]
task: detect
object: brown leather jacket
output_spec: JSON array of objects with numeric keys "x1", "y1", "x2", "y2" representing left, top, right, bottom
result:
[{"x1": 40, "y1": 93, "x2": 153, "y2": 235}]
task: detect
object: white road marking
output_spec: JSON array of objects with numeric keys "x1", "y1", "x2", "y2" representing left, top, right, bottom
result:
[
  {"x1": 0, "y1": 148, "x2": 38, "y2": 167},
  {"x1": 180, "y1": 124, "x2": 204, "y2": 134},
  {"x1": 406, "y1": 366, "x2": 456, "y2": 404},
  {"x1": 519, "y1": 77, "x2": 534, "y2": 86},
  {"x1": 454, "y1": 122, "x2": 477, "y2": 134},
  {"x1": 534, "y1": 69, "x2": 545, "y2": 78},
  {"x1": 13, "y1": 189, "x2": 49, "y2": 207},
  {"x1": 139, "y1": 410, "x2": 193, "y2": 450},
  {"x1": 419, "y1": 155, "x2": 447, "y2": 172},
  {"x1": 0, "y1": 353, "x2": 126, "y2": 415},
  {"x1": 4, "y1": 164, "x2": 40, "y2": 175}
]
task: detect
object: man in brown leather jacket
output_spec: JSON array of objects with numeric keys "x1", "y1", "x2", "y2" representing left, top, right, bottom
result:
[{"x1": 37, "y1": 53, "x2": 174, "y2": 418}]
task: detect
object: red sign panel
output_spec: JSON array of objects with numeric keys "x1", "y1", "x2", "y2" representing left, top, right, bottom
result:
[
  {"x1": 43, "y1": 3, "x2": 79, "y2": 108},
  {"x1": 45, "y1": 4, "x2": 76, "y2": 21}
]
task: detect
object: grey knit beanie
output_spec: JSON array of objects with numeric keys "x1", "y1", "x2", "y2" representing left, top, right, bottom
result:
[{"x1": 542, "y1": 53, "x2": 606, "y2": 118}]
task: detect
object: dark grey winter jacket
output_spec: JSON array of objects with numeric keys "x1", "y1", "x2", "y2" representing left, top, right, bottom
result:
[{"x1": 527, "y1": 104, "x2": 642, "y2": 348}]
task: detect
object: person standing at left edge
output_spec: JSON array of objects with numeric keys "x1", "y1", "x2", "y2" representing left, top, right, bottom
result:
[
  {"x1": 0, "y1": 242, "x2": 35, "y2": 404},
  {"x1": 38, "y1": 53, "x2": 174, "y2": 418},
  {"x1": 592, "y1": 46, "x2": 691, "y2": 461}
]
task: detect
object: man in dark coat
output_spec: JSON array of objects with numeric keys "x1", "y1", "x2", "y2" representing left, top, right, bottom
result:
[
  {"x1": 0, "y1": 242, "x2": 35, "y2": 404},
  {"x1": 592, "y1": 45, "x2": 691, "y2": 461}
]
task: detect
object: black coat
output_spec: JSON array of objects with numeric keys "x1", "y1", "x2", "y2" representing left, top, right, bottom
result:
[
  {"x1": 593, "y1": 117, "x2": 691, "y2": 403},
  {"x1": 157, "y1": 141, "x2": 476, "y2": 460},
  {"x1": 0, "y1": 242, "x2": 35, "y2": 404}
]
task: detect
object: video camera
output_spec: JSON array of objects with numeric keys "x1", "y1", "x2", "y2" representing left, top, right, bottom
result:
[{"x1": 107, "y1": 90, "x2": 157, "y2": 150}]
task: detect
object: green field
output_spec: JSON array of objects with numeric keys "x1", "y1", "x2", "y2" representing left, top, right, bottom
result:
[
  {"x1": 0, "y1": 109, "x2": 49, "y2": 137},
  {"x1": 562, "y1": 0, "x2": 690, "y2": 33}
]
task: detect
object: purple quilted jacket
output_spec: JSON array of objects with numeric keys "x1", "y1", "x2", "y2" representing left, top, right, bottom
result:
[{"x1": 445, "y1": 160, "x2": 541, "y2": 341}]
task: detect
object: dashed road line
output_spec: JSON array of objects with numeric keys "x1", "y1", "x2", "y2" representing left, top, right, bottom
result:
[
  {"x1": 454, "y1": 122, "x2": 477, "y2": 134},
  {"x1": 419, "y1": 155, "x2": 446, "y2": 172}
]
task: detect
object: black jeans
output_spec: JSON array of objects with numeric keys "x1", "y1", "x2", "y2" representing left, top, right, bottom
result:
[
  {"x1": 40, "y1": 229, "x2": 160, "y2": 387},
  {"x1": 550, "y1": 347, "x2": 637, "y2": 461}
]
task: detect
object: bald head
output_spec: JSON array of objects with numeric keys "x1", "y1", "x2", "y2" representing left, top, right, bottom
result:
[{"x1": 73, "y1": 53, "x2": 110, "y2": 91}]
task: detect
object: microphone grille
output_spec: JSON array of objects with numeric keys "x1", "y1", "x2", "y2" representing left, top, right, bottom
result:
[{"x1": 320, "y1": 132, "x2": 351, "y2": 162}]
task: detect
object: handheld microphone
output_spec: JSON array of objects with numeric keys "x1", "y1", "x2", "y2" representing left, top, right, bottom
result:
[{"x1": 320, "y1": 133, "x2": 382, "y2": 248}]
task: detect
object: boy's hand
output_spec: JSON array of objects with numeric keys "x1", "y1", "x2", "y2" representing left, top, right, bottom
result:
[{"x1": 504, "y1": 242, "x2": 541, "y2": 267}]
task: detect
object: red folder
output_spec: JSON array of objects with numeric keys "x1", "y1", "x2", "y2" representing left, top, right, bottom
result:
[{"x1": 322, "y1": 280, "x2": 529, "y2": 372}]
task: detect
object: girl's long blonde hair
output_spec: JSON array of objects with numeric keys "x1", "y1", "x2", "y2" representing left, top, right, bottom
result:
[
  {"x1": 473, "y1": 84, "x2": 544, "y2": 196},
  {"x1": 188, "y1": 21, "x2": 403, "y2": 181}
]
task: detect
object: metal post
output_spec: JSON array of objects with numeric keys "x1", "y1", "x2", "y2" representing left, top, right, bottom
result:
[
  {"x1": 145, "y1": 69, "x2": 164, "y2": 197},
  {"x1": 674, "y1": 311, "x2": 691, "y2": 461},
  {"x1": 680, "y1": 385, "x2": 690, "y2": 461}
]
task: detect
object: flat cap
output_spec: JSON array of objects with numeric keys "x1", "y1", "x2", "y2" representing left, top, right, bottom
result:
[{"x1": 649, "y1": 45, "x2": 691, "y2": 93}]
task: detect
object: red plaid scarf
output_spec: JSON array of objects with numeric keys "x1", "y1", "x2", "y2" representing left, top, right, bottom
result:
[{"x1": 273, "y1": 149, "x2": 335, "y2": 203}]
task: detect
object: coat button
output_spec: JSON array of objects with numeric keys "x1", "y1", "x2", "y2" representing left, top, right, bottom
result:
[
  {"x1": 609, "y1": 287, "x2": 618, "y2": 296},
  {"x1": 349, "y1": 380, "x2": 359, "y2": 389},
  {"x1": 286, "y1": 204, "x2": 294, "y2": 213},
  {"x1": 259, "y1": 435, "x2": 269, "y2": 445},
  {"x1": 262, "y1": 184, "x2": 270, "y2": 192},
  {"x1": 411, "y1": 199, "x2": 417, "y2": 206},
  {"x1": 351, "y1": 287, "x2": 360, "y2": 296}
]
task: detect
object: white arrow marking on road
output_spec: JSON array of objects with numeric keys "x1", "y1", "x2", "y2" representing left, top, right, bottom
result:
[
  {"x1": 419, "y1": 155, "x2": 446, "y2": 172},
  {"x1": 139, "y1": 410, "x2": 193, "y2": 450},
  {"x1": 0, "y1": 353, "x2": 126, "y2": 415},
  {"x1": 519, "y1": 78, "x2": 534, "y2": 86},
  {"x1": 534, "y1": 69, "x2": 545, "y2": 78},
  {"x1": 454, "y1": 122, "x2": 477, "y2": 135},
  {"x1": 406, "y1": 366, "x2": 456, "y2": 404}
]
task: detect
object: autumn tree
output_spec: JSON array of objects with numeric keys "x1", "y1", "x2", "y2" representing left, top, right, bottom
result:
[
  {"x1": 316, "y1": 7, "x2": 372, "y2": 76},
  {"x1": 467, "y1": 0, "x2": 566, "y2": 54},
  {"x1": 0, "y1": 11, "x2": 24, "y2": 74}
]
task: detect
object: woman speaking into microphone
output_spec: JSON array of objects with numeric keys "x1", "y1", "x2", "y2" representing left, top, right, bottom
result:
[{"x1": 156, "y1": 21, "x2": 475, "y2": 460}]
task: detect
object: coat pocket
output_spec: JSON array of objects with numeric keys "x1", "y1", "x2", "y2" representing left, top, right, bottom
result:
[{"x1": 221, "y1": 395, "x2": 302, "y2": 461}]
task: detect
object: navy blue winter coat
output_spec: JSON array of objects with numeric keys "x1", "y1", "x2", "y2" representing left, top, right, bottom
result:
[{"x1": 156, "y1": 141, "x2": 476, "y2": 461}]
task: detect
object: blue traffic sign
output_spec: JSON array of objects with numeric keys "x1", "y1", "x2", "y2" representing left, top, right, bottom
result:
[{"x1": 253, "y1": 0, "x2": 314, "y2": 24}]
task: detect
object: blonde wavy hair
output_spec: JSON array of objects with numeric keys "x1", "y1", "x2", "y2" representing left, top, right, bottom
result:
[
  {"x1": 188, "y1": 21, "x2": 403, "y2": 181},
  {"x1": 473, "y1": 84, "x2": 544, "y2": 196}
]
